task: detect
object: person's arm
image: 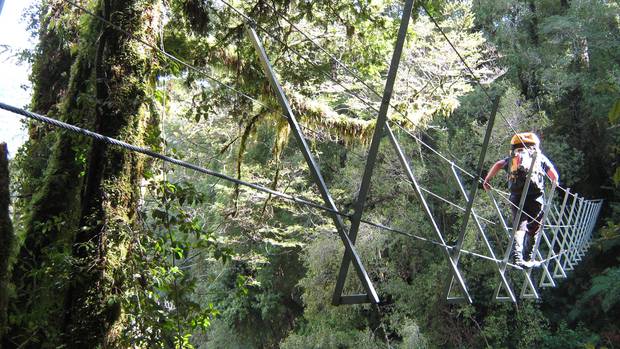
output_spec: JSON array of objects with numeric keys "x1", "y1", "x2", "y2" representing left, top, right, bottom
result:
[
  {"x1": 542, "y1": 154, "x2": 559, "y2": 185},
  {"x1": 483, "y1": 159, "x2": 506, "y2": 191},
  {"x1": 547, "y1": 166, "x2": 559, "y2": 185}
]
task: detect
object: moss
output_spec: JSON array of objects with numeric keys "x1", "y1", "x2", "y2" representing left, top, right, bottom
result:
[
  {"x1": 60, "y1": 1, "x2": 160, "y2": 345},
  {"x1": 8, "y1": 120, "x2": 87, "y2": 345},
  {"x1": 287, "y1": 90, "x2": 375, "y2": 146},
  {"x1": 6, "y1": 0, "x2": 160, "y2": 345}
]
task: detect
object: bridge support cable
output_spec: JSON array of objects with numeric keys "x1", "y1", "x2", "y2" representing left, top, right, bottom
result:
[
  {"x1": 245, "y1": 25, "x2": 380, "y2": 305},
  {"x1": 0, "y1": 103, "x2": 344, "y2": 214},
  {"x1": 0, "y1": 102, "x2": 511, "y2": 268},
  {"x1": 445, "y1": 96, "x2": 500, "y2": 302},
  {"x1": 385, "y1": 123, "x2": 472, "y2": 302},
  {"x1": 0, "y1": 102, "x2": 522, "y2": 275}
]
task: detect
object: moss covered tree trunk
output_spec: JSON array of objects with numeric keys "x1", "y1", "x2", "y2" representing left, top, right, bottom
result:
[
  {"x1": 0, "y1": 143, "x2": 14, "y2": 346},
  {"x1": 19, "y1": 1, "x2": 76, "y2": 194},
  {"x1": 7, "y1": 8, "x2": 102, "y2": 345},
  {"x1": 60, "y1": 0, "x2": 159, "y2": 345},
  {"x1": 6, "y1": 0, "x2": 159, "y2": 346}
]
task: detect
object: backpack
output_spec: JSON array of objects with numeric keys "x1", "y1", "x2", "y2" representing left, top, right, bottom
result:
[{"x1": 508, "y1": 147, "x2": 544, "y2": 194}]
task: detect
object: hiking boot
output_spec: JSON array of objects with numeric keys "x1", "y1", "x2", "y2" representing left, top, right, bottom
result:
[
  {"x1": 519, "y1": 260, "x2": 539, "y2": 268},
  {"x1": 526, "y1": 232, "x2": 542, "y2": 262}
]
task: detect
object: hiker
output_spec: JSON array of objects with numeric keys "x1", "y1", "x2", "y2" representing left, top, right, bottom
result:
[{"x1": 482, "y1": 132, "x2": 559, "y2": 268}]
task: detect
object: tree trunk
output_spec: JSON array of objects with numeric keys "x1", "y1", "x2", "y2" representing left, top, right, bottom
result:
[
  {"x1": 6, "y1": 0, "x2": 159, "y2": 346},
  {"x1": 60, "y1": 0, "x2": 158, "y2": 345},
  {"x1": 7, "y1": 41, "x2": 96, "y2": 349},
  {"x1": 18, "y1": 1, "x2": 77, "y2": 202},
  {"x1": 0, "y1": 143, "x2": 14, "y2": 346}
]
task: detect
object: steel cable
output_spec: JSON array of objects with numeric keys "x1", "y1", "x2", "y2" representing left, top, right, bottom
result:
[
  {"x1": 1, "y1": 102, "x2": 562, "y2": 268},
  {"x1": 9, "y1": 2, "x2": 595, "y2": 269}
]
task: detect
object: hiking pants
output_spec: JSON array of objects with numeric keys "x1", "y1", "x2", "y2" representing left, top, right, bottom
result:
[{"x1": 510, "y1": 194, "x2": 544, "y2": 236}]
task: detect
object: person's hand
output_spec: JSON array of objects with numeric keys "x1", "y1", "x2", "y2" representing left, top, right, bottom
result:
[{"x1": 483, "y1": 179, "x2": 491, "y2": 191}]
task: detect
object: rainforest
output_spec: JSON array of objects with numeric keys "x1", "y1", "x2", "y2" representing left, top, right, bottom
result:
[{"x1": 0, "y1": 0, "x2": 619, "y2": 348}]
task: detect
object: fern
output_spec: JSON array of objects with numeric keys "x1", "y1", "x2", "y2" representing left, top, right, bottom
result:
[{"x1": 584, "y1": 267, "x2": 620, "y2": 313}]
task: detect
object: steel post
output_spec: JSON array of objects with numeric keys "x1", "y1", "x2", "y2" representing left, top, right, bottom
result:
[
  {"x1": 246, "y1": 25, "x2": 379, "y2": 304},
  {"x1": 565, "y1": 197, "x2": 585, "y2": 270},
  {"x1": 580, "y1": 200, "x2": 600, "y2": 256},
  {"x1": 559, "y1": 192, "x2": 579, "y2": 271},
  {"x1": 546, "y1": 187, "x2": 570, "y2": 280},
  {"x1": 451, "y1": 97, "x2": 499, "y2": 259},
  {"x1": 443, "y1": 97, "x2": 499, "y2": 302},
  {"x1": 575, "y1": 201, "x2": 593, "y2": 261},
  {"x1": 330, "y1": 0, "x2": 415, "y2": 305}
]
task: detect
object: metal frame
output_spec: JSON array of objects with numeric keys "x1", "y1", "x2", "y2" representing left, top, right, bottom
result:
[
  {"x1": 489, "y1": 184, "x2": 602, "y2": 300},
  {"x1": 246, "y1": 25, "x2": 380, "y2": 304},
  {"x1": 331, "y1": 0, "x2": 416, "y2": 305}
]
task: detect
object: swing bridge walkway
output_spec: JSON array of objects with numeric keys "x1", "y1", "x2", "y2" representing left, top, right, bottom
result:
[{"x1": 0, "y1": 0, "x2": 603, "y2": 306}]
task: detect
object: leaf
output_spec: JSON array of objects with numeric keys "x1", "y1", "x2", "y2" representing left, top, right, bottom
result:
[
  {"x1": 584, "y1": 267, "x2": 620, "y2": 313},
  {"x1": 609, "y1": 99, "x2": 620, "y2": 124},
  {"x1": 613, "y1": 167, "x2": 620, "y2": 187}
]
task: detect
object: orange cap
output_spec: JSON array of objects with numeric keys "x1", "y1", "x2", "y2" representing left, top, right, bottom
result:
[{"x1": 511, "y1": 132, "x2": 539, "y2": 147}]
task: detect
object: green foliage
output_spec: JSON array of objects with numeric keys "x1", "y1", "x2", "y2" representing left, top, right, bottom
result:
[
  {"x1": 580, "y1": 267, "x2": 620, "y2": 314},
  {"x1": 539, "y1": 322, "x2": 599, "y2": 349}
]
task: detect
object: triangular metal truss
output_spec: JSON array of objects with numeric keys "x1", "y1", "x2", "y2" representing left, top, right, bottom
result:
[{"x1": 246, "y1": 0, "x2": 604, "y2": 305}]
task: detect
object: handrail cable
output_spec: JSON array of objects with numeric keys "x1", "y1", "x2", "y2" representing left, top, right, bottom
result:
[{"x1": 0, "y1": 102, "x2": 521, "y2": 266}]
